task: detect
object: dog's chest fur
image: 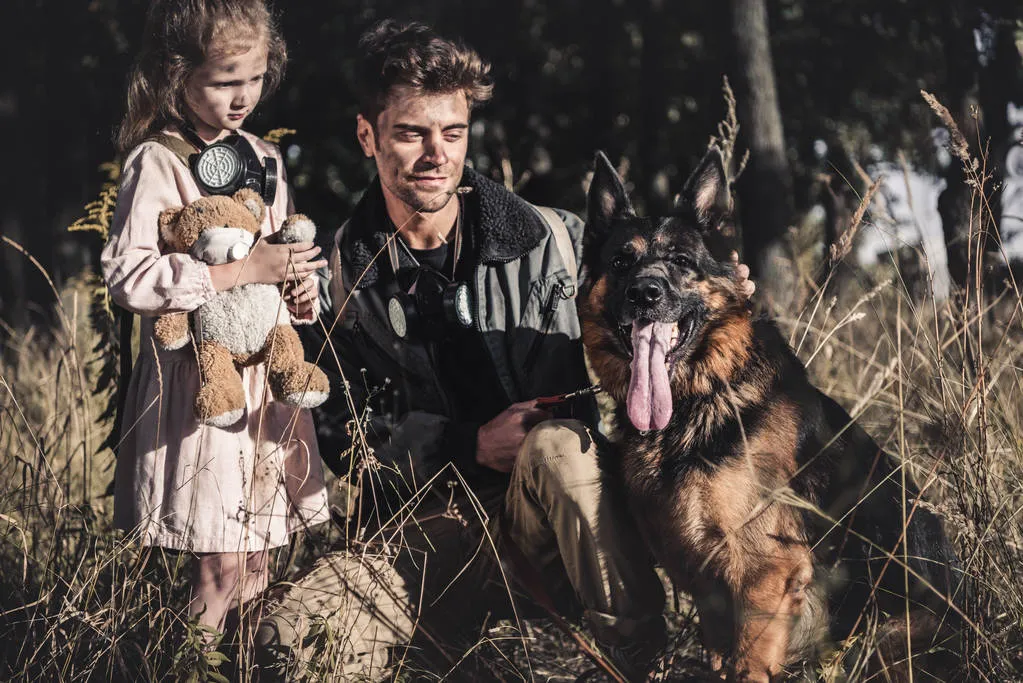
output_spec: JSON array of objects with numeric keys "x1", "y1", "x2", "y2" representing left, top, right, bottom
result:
[
  {"x1": 618, "y1": 384, "x2": 834, "y2": 658},
  {"x1": 194, "y1": 284, "x2": 288, "y2": 357},
  {"x1": 620, "y1": 396, "x2": 805, "y2": 576}
]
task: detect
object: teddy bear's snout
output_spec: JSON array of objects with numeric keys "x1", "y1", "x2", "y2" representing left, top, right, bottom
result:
[{"x1": 190, "y1": 227, "x2": 257, "y2": 265}]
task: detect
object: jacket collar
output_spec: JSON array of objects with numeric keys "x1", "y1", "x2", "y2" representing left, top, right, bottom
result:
[{"x1": 344, "y1": 166, "x2": 548, "y2": 288}]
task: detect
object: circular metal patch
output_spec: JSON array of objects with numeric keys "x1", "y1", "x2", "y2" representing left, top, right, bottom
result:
[
  {"x1": 388, "y1": 296, "x2": 409, "y2": 339},
  {"x1": 453, "y1": 283, "x2": 473, "y2": 327},
  {"x1": 195, "y1": 145, "x2": 242, "y2": 191}
]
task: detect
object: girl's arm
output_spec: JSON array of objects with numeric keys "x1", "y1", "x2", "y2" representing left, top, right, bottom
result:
[
  {"x1": 102, "y1": 143, "x2": 324, "y2": 315},
  {"x1": 101, "y1": 143, "x2": 215, "y2": 316}
]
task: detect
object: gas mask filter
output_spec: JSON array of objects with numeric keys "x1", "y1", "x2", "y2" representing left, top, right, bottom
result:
[{"x1": 180, "y1": 127, "x2": 278, "y2": 204}]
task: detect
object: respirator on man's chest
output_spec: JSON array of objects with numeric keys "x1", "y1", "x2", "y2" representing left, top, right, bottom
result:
[
  {"x1": 180, "y1": 127, "x2": 277, "y2": 205},
  {"x1": 387, "y1": 265, "x2": 474, "y2": 341}
]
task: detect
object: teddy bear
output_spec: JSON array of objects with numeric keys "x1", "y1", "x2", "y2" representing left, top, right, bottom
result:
[{"x1": 152, "y1": 188, "x2": 329, "y2": 427}]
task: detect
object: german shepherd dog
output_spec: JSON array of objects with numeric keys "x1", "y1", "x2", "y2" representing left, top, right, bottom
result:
[{"x1": 579, "y1": 150, "x2": 961, "y2": 681}]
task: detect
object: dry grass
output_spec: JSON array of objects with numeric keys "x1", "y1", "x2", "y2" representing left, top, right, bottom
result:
[
  {"x1": 773, "y1": 261, "x2": 1023, "y2": 681},
  {"x1": 2, "y1": 98, "x2": 1023, "y2": 681}
]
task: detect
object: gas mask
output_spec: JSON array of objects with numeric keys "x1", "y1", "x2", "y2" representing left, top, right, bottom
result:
[
  {"x1": 181, "y1": 128, "x2": 278, "y2": 205},
  {"x1": 387, "y1": 265, "x2": 474, "y2": 340}
]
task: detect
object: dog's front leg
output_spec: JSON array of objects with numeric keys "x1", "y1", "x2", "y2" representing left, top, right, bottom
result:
[
  {"x1": 729, "y1": 552, "x2": 813, "y2": 682},
  {"x1": 689, "y1": 576, "x2": 737, "y2": 677}
]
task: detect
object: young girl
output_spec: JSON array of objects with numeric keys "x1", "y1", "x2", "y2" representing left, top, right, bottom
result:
[{"x1": 102, "y1": 0, "x2": 330, "y2": 632}]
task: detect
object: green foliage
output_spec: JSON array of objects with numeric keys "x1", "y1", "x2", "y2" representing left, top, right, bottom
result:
[{"x1": 171, "y1": 622, "x2": 230, "y2": 683}]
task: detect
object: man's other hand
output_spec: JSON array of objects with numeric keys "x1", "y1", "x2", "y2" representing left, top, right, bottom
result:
[{"x1": 476, "y1": 400, "x2": 553, "y2": 473}]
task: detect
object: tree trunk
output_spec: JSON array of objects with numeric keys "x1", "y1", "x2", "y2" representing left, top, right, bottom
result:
[
  {"x1": 937, "y1": 5, "x2": 980, "y2": 291},
  {"x1": 728, "y1": 0, "x2": 795, "y2": 307}
]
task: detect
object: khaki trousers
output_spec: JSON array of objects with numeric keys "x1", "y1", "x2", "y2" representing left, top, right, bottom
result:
[{"x1": 254, "y1": 419, "x2": 665, "y2": 680}]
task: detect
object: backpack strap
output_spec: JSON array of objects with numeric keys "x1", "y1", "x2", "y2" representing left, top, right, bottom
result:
[
  {"x1": 110, "y1": 306, "x2": 134, "y2": 453},
  {"x1": 147, "y1": 133, "x2": 199, "y2": 168},
  {"x1": 531, "y1": 205, "x2": 578, "y2": 294}
]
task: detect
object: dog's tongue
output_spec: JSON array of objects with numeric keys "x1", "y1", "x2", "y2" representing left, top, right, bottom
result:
[{"x1": 627, "y1": 321, "x2": 674, "y2": 431}]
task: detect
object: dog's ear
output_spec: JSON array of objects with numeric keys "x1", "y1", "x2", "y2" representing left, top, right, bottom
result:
[
  {"x1": 587, "y1": 151, "x2": 634, "y2": 250},
  {"x1": 677, "y1": 146, "x2": 731, "y2": 228}
]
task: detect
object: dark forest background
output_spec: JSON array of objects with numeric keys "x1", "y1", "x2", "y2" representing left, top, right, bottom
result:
[{"x1": 0, "y1": 0, "x2": 1021, "y2": 334}]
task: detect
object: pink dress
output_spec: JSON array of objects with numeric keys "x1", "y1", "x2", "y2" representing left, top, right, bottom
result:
[{"x1": 102, "y1": 129, "x2": 330, "y2": 553}]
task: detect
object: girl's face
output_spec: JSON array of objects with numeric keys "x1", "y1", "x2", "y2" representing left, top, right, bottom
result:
[{"x1": 183, "y1": 41, "x2": 268, "y2": 141}]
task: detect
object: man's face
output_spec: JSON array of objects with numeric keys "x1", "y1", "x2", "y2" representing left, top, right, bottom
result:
[{"x1": 357, "y1": 86, "x2": 470, "y2": 215}]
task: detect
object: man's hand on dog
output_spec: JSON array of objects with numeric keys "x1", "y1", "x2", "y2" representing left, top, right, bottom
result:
[
  {"x1": 731, "y1": 251, "x2": 755, "y2": 299},
  {"x1": 476, "y1": 400, "x2": 553, "y2": 473}
]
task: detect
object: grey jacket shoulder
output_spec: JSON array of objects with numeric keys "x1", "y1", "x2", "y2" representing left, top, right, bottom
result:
[
  {"x1": 551, "y1": 208, "x2": 584, "y2": 270},
  {"x1": 551, "y1": 208, "x2": 584, "y2": 246}
]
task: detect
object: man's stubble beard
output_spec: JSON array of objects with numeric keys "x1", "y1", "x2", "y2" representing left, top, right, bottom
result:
[{"x1": 394, "y1": 184, "x2": 457, "y2": 214}]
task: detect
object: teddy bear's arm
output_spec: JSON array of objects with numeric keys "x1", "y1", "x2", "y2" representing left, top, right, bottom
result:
[
  {"x1": 273, "y1": 213, "x2": 320, "y2": 325},
  {"x1": 153, "y1": 312, "x2": 191, "y2": 351},
  {"x1": 277, "y1": 214, "x2": 316, "y2": 244}
]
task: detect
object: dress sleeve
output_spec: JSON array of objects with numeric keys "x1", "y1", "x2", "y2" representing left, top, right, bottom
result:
[{"x1": 101, "y1": 143, "x2": 216, "y2": 316}]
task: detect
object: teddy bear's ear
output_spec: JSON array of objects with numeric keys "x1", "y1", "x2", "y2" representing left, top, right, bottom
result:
[
  {"x1": 233, "y1": 188, "x2": 266, "y2": 224},
  {"x1": 158, "y1": 206, "x2": 184, "y2": 250}
]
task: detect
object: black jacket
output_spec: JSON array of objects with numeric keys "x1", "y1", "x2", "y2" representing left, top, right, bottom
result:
[{"x1": 303, "y1": 168, "x2": 597, "y2": 502}]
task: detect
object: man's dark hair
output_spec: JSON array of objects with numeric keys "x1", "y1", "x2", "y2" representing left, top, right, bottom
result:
[{"x1": 355, "y1": 20, "x2": 493, "y2": 127}]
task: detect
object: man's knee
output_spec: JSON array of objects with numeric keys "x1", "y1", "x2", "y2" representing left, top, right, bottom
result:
[
  {"x1": 253, "y1": 553, "x2": 413, "y2": 680},
  {"x1": 516, "y1": 419, "x2": 603, "y2": 495}
]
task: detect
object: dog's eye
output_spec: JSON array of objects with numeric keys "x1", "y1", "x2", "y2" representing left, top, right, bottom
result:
[
  {"x1": 670, "y1": 254, "x2": 695, "y2": 270},
  {"x1": 610, "y1": 254, "x2": 635, "y2": 273}
]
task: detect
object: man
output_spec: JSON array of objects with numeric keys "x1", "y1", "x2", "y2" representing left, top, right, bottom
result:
[{"x1": 255, "y1": 20, "x2": 669, "y2": 681}]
